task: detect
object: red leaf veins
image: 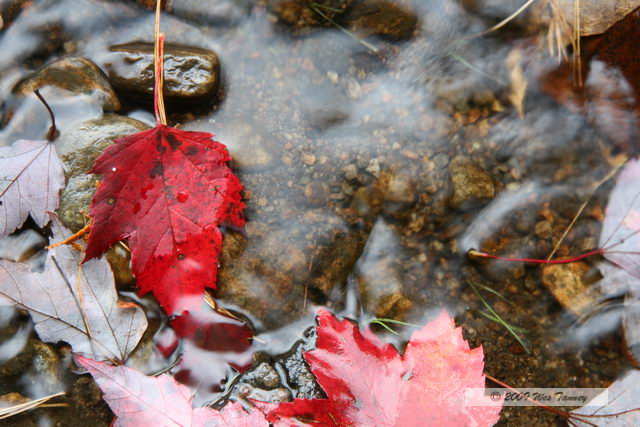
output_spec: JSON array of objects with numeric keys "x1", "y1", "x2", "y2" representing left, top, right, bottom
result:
[{"x1": 84, "y1": 125, "x2": 244, "y2": 315}]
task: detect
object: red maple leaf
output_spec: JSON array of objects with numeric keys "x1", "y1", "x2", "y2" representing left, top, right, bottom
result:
[
  {"x1": 83, "y1": 9, "x2": 244, "y2": 315},
  {"x1": 256, "y1": 309, "x2": 502, "y2": 426}
]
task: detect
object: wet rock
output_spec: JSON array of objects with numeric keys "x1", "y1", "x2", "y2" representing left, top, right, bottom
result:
[
  {"x1": 0, "y1": 0, "x2": 31, "y2": 29},
  {"x1": 534, "y1": 220, "x2": 553, "y2": 239},
  {"x1": 105, "y1": 245, "x2": 135, "y2": 286},
  {"x1": 217, "y1": 214, "x2": 366, "y2": 328},
  {"x1": 269, "y1": 0, "x2": 352, "y2": 29},
  {"x1": 167, "y1": 0, "x2": 253, "y2": 26},
  {"x1": 231, "y1": 360, "x2": 288, "y2": 404},
  {"x1": 0, "y1": 230, "x2": 46, "y2": 262},
  {"x1": 133, "y1": 0, "x2": 169, "y2": 8},
  {"x1": 448, "y1": 156, "x2": 495, "y2": 208},
  {"x1": 237, "y1": 383, "x2": 292, "y2": 403},
  {"x1": 366, "y1": 158, "x2": 380, "y2": 178},
  {"x1": 301, "y1": 152, "x2": 316, "y2": 166},
  {"x1": 251, "y1": 362, "x2": 280, "y2": 389},
  {"x1": 56, "y1": 114, "x2": 147, "y2": 283},
  {"x1": 304, "y1": 182, "x2": 329, "y2": 206},
  {"x1": 224, "y1": 122, "x2": 277, "y2": 172},
  {"x1": 280, "y1": 330, "x2": 324, "y2": 399},
  {"x1": 350, "y1": 186, "x2": 384, "y2": 223},
  {"x1": 343, "y1": 163, "x2": 358, "y2": 181},
  {"x1": 0, "y1": 392, "x2": 30, "y2": 407},
  {"x1": 347, "y1": 0, "x2": 418, "y2": 40},
  {"x1": 14, "y1": 57, "x2": 120, "y2": 112},
  {"x1": 535, "y1": 0, "x2": 640, "y2": 36},
  {"x1": 217, "y1": 229, "x2": 302, "y2": 329},
  {"x1": 70, "y1": 376, "x2": 105, "y2": 408},
  {"x1": 0, "y1": 338, "x2": 62, "y2": 393},
  {"x1": 0, "y1": 307, "x2": 29, "y2": 372},
  {"x1": 309, "y1": 228, "x2": 368, "y2": 294},
  {"x1": 355, "y1": 219, "x2": 412, "y2": 319},
  {"x1": 307, "y1": 108, "x2": 349, "y2": 130},
  {"x1": 541, "y1": 262, "x2": 601, "y2": 316},
  {"x1": 29, "y1": 340, "x2": 63, "y2": 393},
  {"x1": 376, "y1": 170, "x2": 416, "y2": 204},
  {"x1": 56, "y1": 114, "x2": 149, "y2": 233},
  {"x1": 103, "y1": 42, "x2": 220, "y2": 103},
  {"x1": 356, "y1": 258, "x2": 412, "y2": 319}
]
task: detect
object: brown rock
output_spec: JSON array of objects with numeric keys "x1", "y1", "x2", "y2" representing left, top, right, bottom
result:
[
  {"x1": 545, "y1": 0, "x2": 640, "y2": 36},
  {"x1": 448, "y1": 156, "x2": 495, "y2": 208},
  {"x1": 347, "y1": 0, "x2": 418, "y2": 40},
  {"x1": 541, "y1": 262, "x2": 601, "y2": 316},
  {"x1": 304, "y1": 182, "x2": 329, "y2": 205},
  {"x1": 269, "y1": 0, "x2": 353, "y2": 29},
  {"x1": 376, "y1": 170, "x2": 416, "y2": 204},
  {"x1": 167, "y1": 0, "x2": 253, "y2": 26},
  {"x1": 105, "y1": 245, "x2": 135, "y2": 286},
  {"x1": 222, "y1": 122, "x2": 278, "y2": 173},
  {"x1": 14, "y1": 57, "x2": 120, "y2": 111},
  {"x1": 355, "y1": 220, "x2": 412, "y2": 319},
  {"x1": 103, "y1": 42, "x2": 220, "y2": 103},
  {"x1": 217, "y1": 215, "x2": 367, "y2": 328},
  {"x1": 56, "y1": 115, "x2": 149, "y2": 233}
]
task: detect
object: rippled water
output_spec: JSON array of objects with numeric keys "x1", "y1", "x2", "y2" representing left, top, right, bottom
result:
[{"x1": 0, "y1": 0, "x2": 638, "y2": 425}]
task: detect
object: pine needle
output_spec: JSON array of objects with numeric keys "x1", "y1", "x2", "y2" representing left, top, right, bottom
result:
[
  {"x1": 0, "y1": 392, "x2": 66, "y2": 420},
  {"x1": 310, "y1": 3, "x2": 379, "y2": 53},
  {"x1": 506, "y1": 47, "x2": 527, "y2": 119},
  {"x1": 472, "y1": 0, "x2": 539, "y2": 38},
  {"x1": 370, "y1": 318, "x2": 419, "y2": 335},
  {"x1": 468, "y1": 282, "x2": 530, "y2": 353}
]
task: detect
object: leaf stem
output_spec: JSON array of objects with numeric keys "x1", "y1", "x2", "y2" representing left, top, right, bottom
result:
[
  {"x1": 154, "y1": 0, "x2": 167, "y2": 125},
  {"x1": 468, "y1": 248, "x2": 604, "y2": 264},
  {"x1": 47, "y1": 219, "x2": 93, "y2": 249},
  {"x1": 33, "y1": 89, "x2": 57, "y2": 141}
]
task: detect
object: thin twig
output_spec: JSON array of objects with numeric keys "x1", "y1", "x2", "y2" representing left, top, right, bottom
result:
[
  {"x1": 33, "y1": 89, "x2": 57, "y2": 142},
  {"x1": 546, "y1": 157, "x2": 627, "y2": 261}
]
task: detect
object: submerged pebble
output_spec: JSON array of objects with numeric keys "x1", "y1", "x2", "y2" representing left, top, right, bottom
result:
[{"x1": 448, "y1": 155, "x2": 495, "y2": 208}]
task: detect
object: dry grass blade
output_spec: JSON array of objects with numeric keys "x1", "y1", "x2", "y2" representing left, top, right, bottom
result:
[
  {"x1": 468, "y1": 282, "x2": 530, "y2": 353},
  {"x1": 506, "y1": 47, "x2": 527, "y2": 118},
  {"x1": 0, "y1": 392, "x2": 66, "y2": 420},
  {"x1": 543, "y1": 0, "x2": 573, "y2": 61},
  {"x1": 204, "y1": 292, "x2": 241, "y2": 321},
  {"x1": 546, "y1": 156, "x2": 627, "y2": 261},
  {"x1": 572, "y1": 0, "x2": 582, "y2": 86},
  {"x1": 310, "y1": 3, "x2": 379, "y2": 53},
  {"x1": 471, "y1": 0, "x2": 538, "y2": 38}
]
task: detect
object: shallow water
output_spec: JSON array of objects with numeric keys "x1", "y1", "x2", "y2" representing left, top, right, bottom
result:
[{"x1": 0, "y1": 0, "x2": 638, "y2": 425}]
